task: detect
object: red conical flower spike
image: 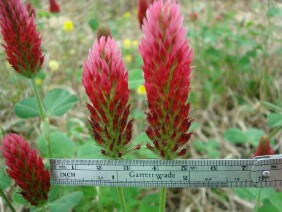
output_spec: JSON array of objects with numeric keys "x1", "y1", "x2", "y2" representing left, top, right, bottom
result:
[
  {"x1": 82, "y1": 36, "x2": 139, "y2": 158},
  {"x1": 137, "y1": 0, "x2": 155, "y2": 28},
  {"x1": 0, "y1": 134, "x2": 50, "y2": 206},
  {"x1": 49, "y1": 0, "x2": 60, "y2": 13},
  {"x1": 140, "y1": 0, "x2": 194, "y2": 159},
  {"x1": 254, "y1": 136, "x2": 274, "y2": 157},
  {"x1": 0, "y1": 0, "x2": 44, "y2": 78}
]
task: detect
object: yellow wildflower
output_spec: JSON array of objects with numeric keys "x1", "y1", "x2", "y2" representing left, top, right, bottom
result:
[
  {"x1": 137, "y1": 85, "x2": 146, "y2": 95},
  {"x1": 132, "y1": 40, "x2": 139, "y2": 47},
  {"x1": 63, "y1": 20, "x2": 74, "y2": 32},
  {"x1": 70, "y1": 49, "x2": 76, "y2": 55},
  {"x1": 123, "y1": 39, "x2": 132, "y2": 49},
  {"x1": 123, "y1": 12, "x2": 131, "y2": 18},
  {"x1": 48, "y1": 60, "x2": 59, "y2": 72},
  {"x1": 36, "y1": 78, "x2": 42, "y2": 86},
  {"x1": 125, "y1": 55, "x2": 132, "y2": 63}
]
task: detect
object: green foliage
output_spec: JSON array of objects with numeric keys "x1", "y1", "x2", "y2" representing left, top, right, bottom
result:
[
  {"x1": 11, "y1": 191, "x2": 28, "y2": 205},
  {"x1": 88, "y1": 19, "x2": 99, "y2": 32},
  {"x1": 0, "y1": 166, "x2": 11, "y2": 190},
  {"x1": 268, "y1": 192, "x2": 282, "y2": 210},
  {"x1": 267, "y1": 113, "x2": 282, "y2": 128},
  {"x1": 98, "y1": 187, "x2": 139, "y2": 211},
  {"x1": 14, "y1": 88, "x2": 78, "y2": 118},
  {"x1": 77, "y1": 142, "x2": 102, "y2": 159},
  {"x1": 37, "y1": 132, "x2": 76, "y2": 158},
  {"x1": 258, "y1": 204, "x2": 279, "y2": 212},
  {"x1": 224, "y1": 128, "x2": 264, "y2": 146},
  {"x1": 14, "y1": 97, "x2": 39, "y2": 118},
  {"x1": 43, "y1": 88, "x2": 78, "y2": 116},
  {"x1": 192, "y1": 139, "x2": 220, "y2": 158},
  {"x1": 128, "y1": 68, "x2": 144, "y2": 89},
  {"x1": 267, "y1": 7, "x2": 281, "y2": 18},
  {"x1": 48, "y1": 191, "x2": 83, "y2": 212},
  {"x1": 234, "y1": 188, "x2": 275, "y2": 201},
  {"x1": 138, "y1": 193, "x2": 159, "y2": 211}
]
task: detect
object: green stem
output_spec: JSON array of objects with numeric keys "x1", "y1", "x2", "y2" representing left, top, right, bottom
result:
[
  {"x1": 116, "y1": 187, "x2": 127, "y2": 212},
  {"x1": 159, "y1": 187, "x2": 167, "y2": 212},
  {"x1": 255, "y1": 188, "x2": 263, "y2": 211},
  {"x1": 30, "y1": 78, "x2": 52, "y2": 158},
  {"x1": 42, "y1": 205, "x2": 47, "y2": 212},
  {"x1": 30, "y1": 78, "x2": 45, "y2": 122},
  {"x1": 0, "y1": 187, "x2": 16, "y2": 212}
]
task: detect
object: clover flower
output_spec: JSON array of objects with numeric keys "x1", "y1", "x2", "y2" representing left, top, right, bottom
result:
[
  {"x1": 0, "y1": 134, "x2": 50, "y2": 206},
  {"x1": 82, "y1": 36, "x2": 140, "y2": 158},
  {"x1": 139, "y1": 0, "x2": 194, "y2": 159},
  {"x1": 254, "y1": 136, "x2": 274, "y2": 157},
  {"x1": 0, "y1": 0, "x2": 44, "y2": 78},
  {"x1": 49, "y1": 0, "x2": 60, "y2": 13}
]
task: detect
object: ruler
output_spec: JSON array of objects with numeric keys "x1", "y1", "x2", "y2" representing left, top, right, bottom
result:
[{"x1": 50, "y1": 154, "x2": 282, "y2": 188}]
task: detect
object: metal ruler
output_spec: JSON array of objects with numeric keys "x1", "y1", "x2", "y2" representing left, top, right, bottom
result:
[{"x1": 50, "y1": 154, "x2": 282, "y2": 188}]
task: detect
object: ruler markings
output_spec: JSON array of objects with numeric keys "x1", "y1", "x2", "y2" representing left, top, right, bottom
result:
[{"x1": 50, "y1": 156, "x2": 282, "y2": 188}]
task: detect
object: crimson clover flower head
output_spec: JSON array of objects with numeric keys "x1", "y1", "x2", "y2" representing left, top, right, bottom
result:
[
  {"x1": 0, "y1": 133, "x2": 50, "y2": 206},
  {"x1": 82, "y1": 36, "x2": 139, "y2": 158},
  {"x1": 254, "y1": 136, "x2": 274, "y2": 157},
  {"x1": 49, "y1": 0, "x2": 60, "y2": 13},
  {"x1": 0, "y1": 0, "x2": 44, "y2": 78},
  {"x1": 139, "y1": 0, "x2": 194, "y2": 159}
]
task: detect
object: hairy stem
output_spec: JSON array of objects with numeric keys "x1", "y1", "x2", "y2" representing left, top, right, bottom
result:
[
  {"x1": 255, "y1": 188, "x2": 263, "y2": 211},
  {"x1": 0, "y1": 187, "x2": 16, "y2": 212},
  {"x1": 159, "y1": 187, "x2": 167, "y2": 212},
  {"x1": 30, "y1": 78, "x2": 52, "y2": 158},
  {"x1": 30, "y1": 78, "x2": 45, "y2": 122},
  {"x1": 117, "y1": 187, "x2": 127, "y2": 212}
]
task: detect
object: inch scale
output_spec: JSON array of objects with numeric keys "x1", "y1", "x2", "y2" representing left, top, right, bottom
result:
[{"x1": 50, "y1": 154, "x2": 282, "y2": 188}]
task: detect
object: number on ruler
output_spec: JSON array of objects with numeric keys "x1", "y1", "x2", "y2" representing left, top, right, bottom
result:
[
  {"x1": 181, "y1": 166, "x2": 187, "y2": 171},
  {"x1": 97, "y1": 165, "x2": 102, "y2": 170},
  {"x1": 183, "y1": 176, "x2": 188, "y2": 180},
  {"x1": 258, "y1": 176, "x2": 265, "y2": 182},
  {"x1": 211, "y1": 166, "x2": 217, "y2": 171},
  {"x1": 124, "y1": 165, "x2": 130, "y2": 171},
  {"x1": 152, "y1": 166, "x2": 158, "y2": 171}
]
